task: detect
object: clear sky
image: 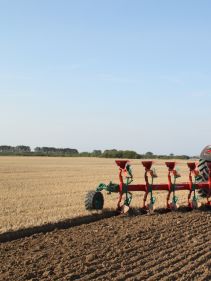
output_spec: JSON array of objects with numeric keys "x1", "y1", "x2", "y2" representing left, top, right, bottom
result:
[{"x1": 0, "y1": 0, "x2": 211, "y2": 155}]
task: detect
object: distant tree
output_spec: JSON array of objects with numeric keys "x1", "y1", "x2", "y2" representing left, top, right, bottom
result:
[
  {"x1": 145, "y1": 152, "x2": 154, "y2": 158},
  {"x1": 145, "y1": 152, "x2": 153, "y2": 156},
  {"x1": 176, "y1": 155, "x2": 190, "y2": 160},
  {"x1": 101, "y1": 149, "x2": 141, "y2": 159},
  {"x1": 34, "y1": 147, "x2": 42, "y2": 153},
  {"x1": 61, "y1": 148, "x2": 79, "y2": 155},
  {"x1": 102, "y1": 149, "x2": 118, "y2": 158},
  {"x1": 15, "y1": 145, "x2": 31, "y2": 153},
  {"x1": 0, "y1": 145, "x2": 15, "y2": 152},
  {"x1": 34, "y1": 147, "x2": 79, "y2": 155},
  {"x1": 92, "y1": 150, "x2": 102, "y2": 157},
  {"x1": 121, "y1": 150, "x2": 141, "y2": 159}
]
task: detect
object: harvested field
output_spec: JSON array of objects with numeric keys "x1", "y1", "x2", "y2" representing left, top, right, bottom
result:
[
  {"x1": 0, "y1": 210, "x2": 210, "y2": 281},
  {"x1": 0, "y1": 156, "x2": 207, "y2": 234}
]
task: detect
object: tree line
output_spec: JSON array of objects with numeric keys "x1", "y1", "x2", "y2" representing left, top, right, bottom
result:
[
  {"x1": 0, "y1": 145, "x2": 193, "y2": 159},
  {"x1": 34, "y1": 147, "x2": 78, "y2": 155},
  {"x1": 0, "y1": 145, "x2": 31, "y2": 153}
]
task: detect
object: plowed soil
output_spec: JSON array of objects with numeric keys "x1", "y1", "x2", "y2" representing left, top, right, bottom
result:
[{"x1": 1, "y1": 210, "x2": 210, "y2": 281}]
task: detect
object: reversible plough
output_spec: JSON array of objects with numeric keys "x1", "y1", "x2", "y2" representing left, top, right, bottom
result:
[{"x1": 85, "y1": 146, "x2": 211, "y2": 214}]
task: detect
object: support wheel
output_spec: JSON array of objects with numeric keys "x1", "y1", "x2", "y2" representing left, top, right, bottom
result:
[{"x1": 85, "y1": 190, "x2": 104, "y2": 210}]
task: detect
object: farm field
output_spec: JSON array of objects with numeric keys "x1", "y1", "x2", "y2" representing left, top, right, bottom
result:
[
  {"x1": 0, "y1": 156, "x2": 211, "y2": 281},
  {"x1": 1, "y1": 210, "x2": 210, "y2": 281},
  {"x1": 0, "y1": 156, "x2": 207, "y2": 234}
]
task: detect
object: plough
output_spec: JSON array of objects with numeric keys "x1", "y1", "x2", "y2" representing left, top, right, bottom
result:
[{"x1": 85, "y1": 146, "x2": 211, "y2": 213}]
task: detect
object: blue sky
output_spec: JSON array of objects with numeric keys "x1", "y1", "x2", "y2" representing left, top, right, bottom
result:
[{"x1": 0, "y1": 0, "x2": 211, "y2": 155}]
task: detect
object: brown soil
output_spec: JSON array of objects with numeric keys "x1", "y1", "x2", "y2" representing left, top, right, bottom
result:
[{"x1": 1, "y1": 210, "x2": 210, "y2": 281}]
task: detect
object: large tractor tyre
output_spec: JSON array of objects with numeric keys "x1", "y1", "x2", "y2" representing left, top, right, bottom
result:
[
  {"x1": 198, "y1": 159, "x2": 209, "y2": 197},
  {"x1": 198, "y1": 145, "x2": 211, "y2": 197},
  {"x1": 85, "y1": 191, "x2": 104, "y2": 210}
]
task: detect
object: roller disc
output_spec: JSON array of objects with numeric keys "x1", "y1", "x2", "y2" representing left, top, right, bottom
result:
[{"x1": 85, "y1": 190, "x2": 104, "y2": 210}]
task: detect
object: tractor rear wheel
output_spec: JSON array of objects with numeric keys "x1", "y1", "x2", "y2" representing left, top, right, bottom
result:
[
  {"x1": 198, "y1": 147, "x2": 211, "y2": 198},
  {"x1": 85, "y1": 190, "x2": 104, "y2": 210}
]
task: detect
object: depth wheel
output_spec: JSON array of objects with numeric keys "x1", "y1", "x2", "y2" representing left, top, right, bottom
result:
[{"x1": 85, "y1": 190, "x2": 104, "y2": 210}]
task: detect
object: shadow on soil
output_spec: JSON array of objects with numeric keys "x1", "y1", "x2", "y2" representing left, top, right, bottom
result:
[
  {"x1": 1, "y1": 205, "x2": 210, "y2": 244},
  {"x1": 0, "y1": 210, "x2": 117, "y2": 243}
]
